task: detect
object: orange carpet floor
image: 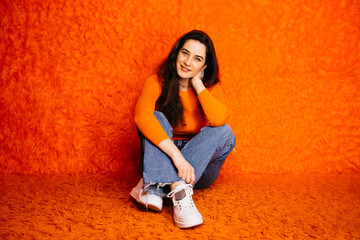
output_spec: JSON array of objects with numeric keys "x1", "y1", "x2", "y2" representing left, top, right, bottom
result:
[{"x1": 1, "y1": 174, "x2": 359, "y2": 239}]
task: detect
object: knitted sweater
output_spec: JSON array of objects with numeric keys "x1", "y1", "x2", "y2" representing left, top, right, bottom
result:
[{"x1": 134, "y1": 74, "x2": 228, "y2": 146}]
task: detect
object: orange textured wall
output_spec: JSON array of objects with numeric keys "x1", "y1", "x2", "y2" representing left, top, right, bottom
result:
[{"x1": 1, "y1": 0, "x2": 359, "y2": 176}]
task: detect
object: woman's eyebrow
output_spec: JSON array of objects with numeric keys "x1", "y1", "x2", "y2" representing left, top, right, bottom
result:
[
  {"x1": 195, "y1": 54, "x2": 204, "y2": 60},
  {"x1": 182, "y1": 48, "x2": 204, "y2": 60}
]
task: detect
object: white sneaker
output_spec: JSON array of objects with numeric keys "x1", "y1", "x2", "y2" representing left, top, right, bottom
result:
[
  {"x1": 130, "y1": 178, "x2": 163, "y2": 212},
  {"x1": 167, "y1": 184, "x2": 203, "y2": 228}
]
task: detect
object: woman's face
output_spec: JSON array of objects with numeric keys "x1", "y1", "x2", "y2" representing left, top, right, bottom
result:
[{"x1": 176, "y1": 39, "x2": 206, "y2": 80}]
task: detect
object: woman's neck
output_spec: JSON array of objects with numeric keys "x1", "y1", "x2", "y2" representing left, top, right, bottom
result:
[{"x1": 179, "y1": 78, "x2": 191, "y2": 91}]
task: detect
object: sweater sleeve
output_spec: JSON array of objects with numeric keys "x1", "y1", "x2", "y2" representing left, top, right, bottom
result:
[
  {"x1": 197, "y1": 85, "x2": 229, "y2": 126},
  {"x1": 134, "y1": 75, "x2": 170, "y2": 146}
]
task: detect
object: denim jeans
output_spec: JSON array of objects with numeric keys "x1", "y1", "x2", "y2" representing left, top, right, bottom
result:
[{"x1": 139, "y1": 111, "x2": 236, "y2": 197}]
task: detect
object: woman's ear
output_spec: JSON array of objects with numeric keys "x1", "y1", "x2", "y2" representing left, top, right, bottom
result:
[{"x1": 202, "y1": 65, "x2": 207, "y2": 71}]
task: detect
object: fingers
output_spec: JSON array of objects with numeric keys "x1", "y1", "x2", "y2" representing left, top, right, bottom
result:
[
  {"x1": 190, "y1": 171, "x2": 195, "y2": 185},
  {"x1": 199, "y1": 69, "x2": 204, "y2": 80},
  {"x1": 173, "y1": 155, "x2": 195, "y2": 185},
  {"x1": 178, "y1": 165, "x2": 195, "y2": 185},
  {"x1": 185, "y1": 168, "x2": 195, "y2": 185},
  {"x1": 193, "y1": 65, "x2": 206, "y2": 81}
]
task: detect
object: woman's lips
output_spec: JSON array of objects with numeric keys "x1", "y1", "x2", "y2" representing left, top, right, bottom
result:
[{"x1": 181, "y1": 65, "x2": 191, "y2": 72}]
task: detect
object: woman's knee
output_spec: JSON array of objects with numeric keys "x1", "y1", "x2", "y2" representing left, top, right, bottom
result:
[
  {"x1": 154, "y1": 111, "x2": 173, "y2": 136},
  {"x1": 221, "y1": 124, "x2": 236, "y2": 142},
  {"x1": 200, "y1": 124, "x2": 236, "y2": 150},
  {"x1": 213, "y1": 124, "x2": 236, "y2": 159},
  {"x1": 154, "y1": 111, "x2": 167, "y2": 122},
  {"x1": 210, "y1": 124, "x2": 236, "y2": 145}
]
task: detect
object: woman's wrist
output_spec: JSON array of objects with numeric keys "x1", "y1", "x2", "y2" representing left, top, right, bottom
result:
[
  {"x1": 170, "y1": 149, "x2": 184, "y2": 163},
  {"x1": 158, "y1": 139, "x2": 182, "y2": 160},
  {"x1": 191, "y1": 78, "x2": 206, "y2": 95}
]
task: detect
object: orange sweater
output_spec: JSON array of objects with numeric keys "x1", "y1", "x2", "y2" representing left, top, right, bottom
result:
[{"x1": 134, "y1": 75, "x2": 229, "y2": 146}]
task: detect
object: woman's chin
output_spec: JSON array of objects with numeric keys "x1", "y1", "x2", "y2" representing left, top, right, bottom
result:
[{"x1": 177, "y1": 72, "x2": 195, "y2": 80}]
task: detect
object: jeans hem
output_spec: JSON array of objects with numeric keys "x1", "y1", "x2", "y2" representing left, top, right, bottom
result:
[{"x1": 143, "y1": 181, "x2": 174, "y2": 198}]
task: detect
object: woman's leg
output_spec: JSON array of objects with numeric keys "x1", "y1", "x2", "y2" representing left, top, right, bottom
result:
[
  {"x1": 167, "y1": 125, "x2": 235, "y2": 228},
  {"x1": 137, "y1": 113, "x2": 235, "y2": 228},
  {"x1": 180, "y1": 124, "x2": 236, "y2": 189},
  {"x1": 140, "y1": 111, "x2": 236, "y2": 195},
  {"x1": 140, "y1": 111, "x2": 183, "y2": 197}
]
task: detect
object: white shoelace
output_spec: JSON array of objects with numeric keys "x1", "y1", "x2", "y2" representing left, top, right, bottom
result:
[{"x1": 167, "y1": 184, "x2": 195, "y2": 210}]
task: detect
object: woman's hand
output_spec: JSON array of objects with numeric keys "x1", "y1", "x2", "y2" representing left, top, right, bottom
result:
[
  {"x1": 191, "y1": 65, "x2": 207, "y2": 95},
  {"x1": 172, "y1": 153, "x2": 196, "y2": 185},
  {"x1": 158, "y1": 139, "x2": 195, "y2": 185}
]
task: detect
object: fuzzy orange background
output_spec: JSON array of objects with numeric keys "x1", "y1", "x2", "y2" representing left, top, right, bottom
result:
[{"x1": 1, "y1": 0, "x2": 359, "y2": 177}]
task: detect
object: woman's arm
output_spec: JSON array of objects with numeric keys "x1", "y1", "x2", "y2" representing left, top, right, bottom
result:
[
  {"x1": 134, "y1": 75, "x2": 169, "y2": 145},
  {"x1": 158, "y1": 139, "x2": 195, "y2": 185},
  {"x1": 191, "y1": 71, "x2": 229, "y2": 126},
  {"x1": 135, "y1": 75, "x2": 195, "y2": 184}
]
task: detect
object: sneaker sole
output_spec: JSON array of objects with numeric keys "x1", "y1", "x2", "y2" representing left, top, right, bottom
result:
[
  {"x1": 130, "y1": 187, "x2": 163, "y2": 212},
  {"x1": 175, "y1": 218, "x2": 203, "y2": 228}
]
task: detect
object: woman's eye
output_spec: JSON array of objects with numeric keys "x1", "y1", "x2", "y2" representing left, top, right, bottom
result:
[
  {"x1": 182, "y1": 51, "x2": 188, "y2": 55},
  {"x1": 195, "y1": 58, "x2": 201, "y2": 62}
]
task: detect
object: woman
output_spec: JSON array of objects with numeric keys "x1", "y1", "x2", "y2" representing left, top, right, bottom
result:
[{"x1": 130, "y1": 30, "x2": 236, "y2": 228}]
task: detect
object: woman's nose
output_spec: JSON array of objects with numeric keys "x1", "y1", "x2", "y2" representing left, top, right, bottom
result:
[{"x1": 184, "y1": 56, "x2": 191, "y2": 66}]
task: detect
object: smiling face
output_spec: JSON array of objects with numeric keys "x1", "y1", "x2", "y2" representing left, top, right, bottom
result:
[{"x1": 176, "y1": 39, "x2": 206, "y2": 80}]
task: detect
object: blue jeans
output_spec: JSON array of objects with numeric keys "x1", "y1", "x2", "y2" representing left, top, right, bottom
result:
[{"x1": 139, "y1": 111, "x2": 236, "y2": 197}]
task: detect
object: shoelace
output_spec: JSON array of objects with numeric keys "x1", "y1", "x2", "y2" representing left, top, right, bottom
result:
[{"x1": 167, "y1": 184, "x2": 195, "y2": 210}]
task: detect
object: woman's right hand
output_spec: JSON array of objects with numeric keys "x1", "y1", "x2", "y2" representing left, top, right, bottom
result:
[
  {"x1": 158, "y1": 139, "x2": 196, "y2": 185},
  {"x1": 172, "y1": 154, "x2": 195, "y2": 185}
]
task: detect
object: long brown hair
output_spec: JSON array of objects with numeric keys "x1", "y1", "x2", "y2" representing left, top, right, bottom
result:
[{"x1": 157, "y1": 30, "x2": 220, "y2": 126}]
